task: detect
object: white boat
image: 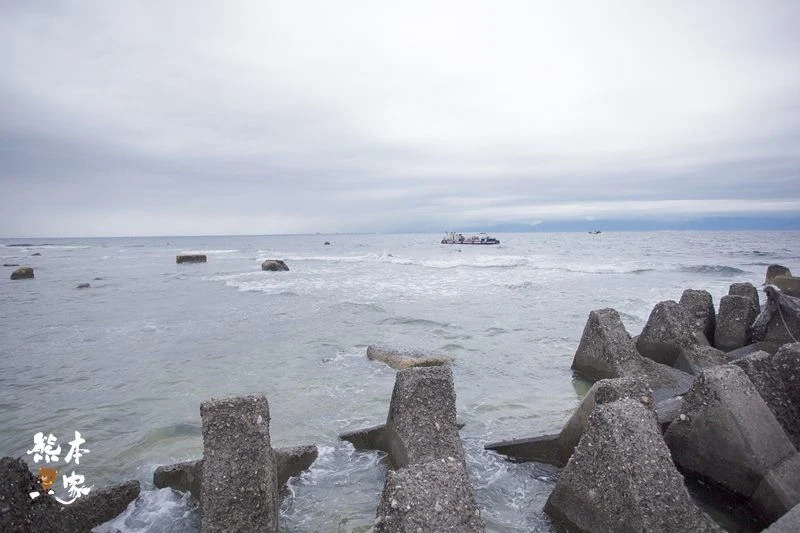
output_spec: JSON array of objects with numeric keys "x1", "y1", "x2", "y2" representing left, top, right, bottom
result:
[{"x1": 441, "y1": 232, "x2": 500, "y2": 245}]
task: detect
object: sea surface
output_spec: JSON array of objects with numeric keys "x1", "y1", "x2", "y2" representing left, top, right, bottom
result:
[{"x1": 1, "y1": 231, "x2": 798, "y2": 532}]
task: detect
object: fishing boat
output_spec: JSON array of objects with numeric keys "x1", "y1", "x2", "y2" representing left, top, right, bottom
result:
[{"x1": 441, "y1": 232, "x2": 500, "y2": 245}]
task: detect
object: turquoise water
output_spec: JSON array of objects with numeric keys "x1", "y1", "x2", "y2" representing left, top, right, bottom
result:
[{"x1": 1, "y1": 231, "x2": 798, "y2": 531}]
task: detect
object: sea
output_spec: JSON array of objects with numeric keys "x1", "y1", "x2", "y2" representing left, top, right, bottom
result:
[{"x1": 1, "y1": 231, "x2": 798, "y2": 532}]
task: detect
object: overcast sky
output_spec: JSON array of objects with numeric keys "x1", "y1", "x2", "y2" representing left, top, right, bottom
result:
[{"x1": 1, "y1": 1, "x2": 799, "y2": 237}]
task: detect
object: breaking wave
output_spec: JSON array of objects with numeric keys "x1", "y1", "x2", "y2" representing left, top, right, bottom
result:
[{"x1": 677, "y1": 265, "x2": 748, "y2": 275}]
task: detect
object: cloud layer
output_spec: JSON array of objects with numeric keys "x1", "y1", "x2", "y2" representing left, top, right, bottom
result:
[{"x1": 2, "y1": 1, "x2": 799, "y2": 236}]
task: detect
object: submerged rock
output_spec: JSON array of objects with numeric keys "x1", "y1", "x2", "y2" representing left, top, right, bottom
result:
[
  {"x1": 10, "y1": 266, "x2": 34, "y2": 280},
  {"x1": 176, "y1": 254, "x2": 207, "y2": 264},
  {"x1": 261, "y1": 259, "x2": 289, "y2": 271}
]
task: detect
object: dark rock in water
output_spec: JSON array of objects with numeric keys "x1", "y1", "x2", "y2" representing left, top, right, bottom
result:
[
  {"x1": 732, "y1": 350, "x2": 800, "y2": 450},
  {"x1": 153, "y1": 445, "x2": 318, "y2": 500},
  {"x1": 323, "y1": 241, "x2": 330, "y2": 245},
  {"x1": 674, "y1": 344, "x2": 727, "y2": 375},
  {"x1": 200, "y1": 395, "x2": 279, "y2": 532},
  {"x1": 729, "y1": 282, "x2": 760, "y2": 313},
  {"x1": 10, "y1": 266, "x2": 34, "y2": 280},
  {"x1": 77, "y1": 283, "x2": 90, "y2": 289},
  {"x1": 570, "y1": 308, "x2": 693, "y2": 402},
  {"x1": 374, "y1": 459, "x2": 484, "y2": 533},
  {"x1": 774, "y1": 343, "x2": 800, "y2": 413},
  {"x1": 767, "y1": 265, "x2": 793, "y2": 284},
  {"x1": 751, "y1": 453, "x2": 800, "y2": 523},
  {"x1": 366, "y1": 345, "x2": 453, "y2": 370},
  {"x1": 680, "y1": 289, "x2": 717, "y2": 346},
  {"x1": 637, "y1": 300, "x2": 700, "y2": 366},
  {"x1": 544, "y1": 399, "x2": 720, "y2": 533},
  {"x1": 715, "y1": 295, "x2": 758, "y2": 352},
  {"x1": 176, "y1": 254, "x2": 207, "y2": 264},
  {"x1": 664, "y1": 365, "x2": 795, "y2": 499},
  {"x1": 31, "y1": 252, "x2": 41, "y2": 256},
  {"x1": 0, "y1": 456, "x2": 140, "y2": 533},
  {"x1": 261, "y1": 259, "x2": 289, "y2": 271},
  {"x1": 763, "y1": 502, "x2": 800, "y2": 532},
  {"x1": 3, "y1": 263, "x2": 19, "y2": 267}
]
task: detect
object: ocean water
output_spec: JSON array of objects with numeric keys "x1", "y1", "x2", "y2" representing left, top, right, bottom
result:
[{"x1": 1, "y1": 231, "x2": 798, "y2": 532}]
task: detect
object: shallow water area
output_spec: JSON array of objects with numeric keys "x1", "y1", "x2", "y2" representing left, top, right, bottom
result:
[{"x1": 1, "y1": 231, "x2": 798, "y2": 532}]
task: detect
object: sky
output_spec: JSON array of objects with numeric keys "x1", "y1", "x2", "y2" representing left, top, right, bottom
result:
[{"x1": 1, "y1": 1, "x2": 799, "y2": 237}]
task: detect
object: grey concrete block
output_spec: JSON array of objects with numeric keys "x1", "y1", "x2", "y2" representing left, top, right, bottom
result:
[
  {"x1": 665, "y1": 365, "x2": 796, "y2": 498},
  {"x1": 200, "y1": 394, "x2": 278, "y2": 533},
  {"x1": 716, "y1": 295, "x2": 758, "y2": 352},
  {"x1": 680, "y1": 289, "x2": 717, "y2": 345},
  {"x1": 637, "y1": 300, "x2": 699, "y2": 366},
  {"x1": 544, "y1": 399, "x2": 720, "y2": 533},
  {"x1": 762, "y1": 502, "x2": 800, "y2": 532},
  {"x1": 751, "y1": 453, "x2": 800, "y2": 523}
]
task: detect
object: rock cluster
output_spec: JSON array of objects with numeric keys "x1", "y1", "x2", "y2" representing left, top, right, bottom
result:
[{"x1": 487, "y1": 267, "x2": 800, "y2": 531}]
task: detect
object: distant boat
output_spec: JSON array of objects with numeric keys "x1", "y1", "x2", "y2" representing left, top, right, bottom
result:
[
  {"x1": 441, "y1": 232, "x2": 500, "y2": 245},
  {"x1": 589, "y1": 230, "x2": 602, "y2": 234}
]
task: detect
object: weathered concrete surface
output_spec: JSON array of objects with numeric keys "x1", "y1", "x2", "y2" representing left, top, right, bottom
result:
[
  {"x1": 724, "y1": 341, "x2": 783, "y2": 360},
  {"x1": 374, "y1": 458, "x2": 484, "y2": 532},
  {"x1": 774, "y1": 343, "x2": 800, "y2": 411},
  {"x1": 763, "y1": 298, "x2": 800, "y2": 346},
  {"x1": 751, "y1": 453, "x2": 800, "y2": 523},
  {"x1": 153, "y1": 458, "x2": 203, "y2": 498},
  {"x1": 715, "y1": 295, "x2": 758, "y2": 352},
  {"x1": 664, "y1": 365, "x2": 796, "y2": 498},
  {"x1": 637, "y1": 300, "x2": 700, "y2": 366},
  {"x1": 484, "y1": 434, "x2": 562, "y2": 467},
  {"x1": 570, "y1": 308, "x2": 693, "y2": 402},
  {"x1": 176, "y1": 254, "x2": 207, "y2": 264},
  {"x1": 340, "y1": 424, "x2": 387, "y2": 452},
  {"x1": 732, "y1": 350, "x2": 800, "y2": 449},
  {"x1": 60, "y1": 480, "x2": 141, "y2": 532},
  {"x1": 10, "y1": 266, "x2": 33, "y2": 280},
  {"x1": 486, "y1": 378, "x2": 658, "y2": 468},
  {"x1": 275, "y1": 445, "x2": 318, "y2": 488},
  {"x1": 773, "y1": 275, "x2": 800, "y2": 297},
  {"x1": 680, "y1": 289, "x2": 717, "y2": 346},
  {"x1": 154, "y1": 445, "x2": 318, "y2": 500},
  {"x1": 0, "y1": 456, "x2": 139, "y2": 533},
  {"x1": 366, "y1": 345, "x2": 453, "y2": 370},
  {"x1": 729, "y1": 282, "x2": 760, "y2": 313},
  {"x1": 200, "y1": 395, "x2": 278, "y2": 533},
  {"x1": 762, "y1": 502, "x2": 800, "y2": 532},
  {"x1": 544, "y1": 399, "x2": 720, "y2": 533},
  {"x1": 674, "y1": 344, "x2": 728, "y2": 375},
  {"x1": 261, "y1": 259, "x2": 289, "y2": 271},
  {"x1": 655, "y1": 395, "x2": 684, "y2": 432}
]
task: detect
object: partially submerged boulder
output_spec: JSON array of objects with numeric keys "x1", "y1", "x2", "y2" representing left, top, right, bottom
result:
[
  {"x1": 544, "y1": 399, "x2": 720, "y2": 532},
  {"x1": 0, "y1": 456, "x2": 140, "y2": 533},
  {"x1": 200, "y1": 395, "x2": 279, "y2": 533},
  {"x1": 637, "y1": 300, "x2": 701, "y2": 366},
  {"x1": 261, "y1": 259, "x2": 289, "y2": 271},
  {"x1": 680, "y1": 289, "x2": 717, "y2": 346},
  {"x1": 366, "y1": 345, "x2": 453, "y2": 370},
  {"x1": 176, "y1": 254, "x2": 207, "y2": 264},
  {"x1": 715, "y1": 295, "x2": 758, "y2": 352},
  {"x1": 10, "y1": 266, "x2": 33, "y2": 280},
  {"x1": 732, "y1": 350, "x2": 800, "y2": 449},
  {"x1": 664, "y1": 365, "x2": 796, "y2": 499}
]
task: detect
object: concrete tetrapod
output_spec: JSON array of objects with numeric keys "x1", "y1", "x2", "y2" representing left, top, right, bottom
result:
[
  {"x1": 664, "y1": 365, "x2": 796, "y2": 502},
  {"x1": 200, "y1": 395, "x2": 279, "y2": 533},
  {"x1": 544, "y1": 398, "x2": 720, "y2": 533},
  {"x1": 340, "y1": 366, "x2": 484, "y2": 532}
]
